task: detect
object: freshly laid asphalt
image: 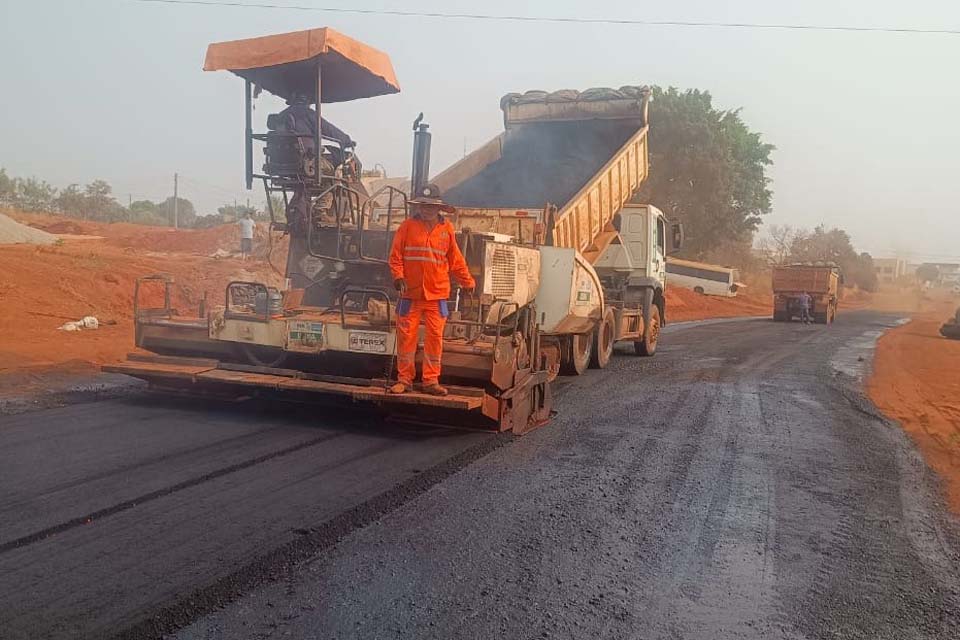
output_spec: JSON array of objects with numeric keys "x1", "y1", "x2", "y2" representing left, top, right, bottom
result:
[{"x1": 1, "y1": 311, "x2": 958, "y2": 639}]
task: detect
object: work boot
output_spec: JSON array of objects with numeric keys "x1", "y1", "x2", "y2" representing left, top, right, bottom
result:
[
  {"x1": 422, "y1": 383, "x2": 449, "y2": 397},
  {"x1": 388, "y1": 381, "x2": 410, "y2": 394}
]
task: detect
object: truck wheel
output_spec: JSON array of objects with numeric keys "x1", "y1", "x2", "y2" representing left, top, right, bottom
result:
[
  {"x1": 635, "y1": 304, "x2": 661, "y2": 357},
  {"x1": 560, "y1": 333, "x2": 592, "y2": 376},
  {"x1": 589, "y1": 307, "x2": 616, "y2": 369}
]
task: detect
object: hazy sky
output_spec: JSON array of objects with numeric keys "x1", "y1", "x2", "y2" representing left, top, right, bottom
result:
[{"x1": 2, "y1": 0, "x2": 959, "y2": 261}]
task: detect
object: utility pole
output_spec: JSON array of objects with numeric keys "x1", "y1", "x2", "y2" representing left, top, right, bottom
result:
[
  {"x1": 128, "y1": 194, "x2": 132, "y2": 208},
  {"x1": 173, "y1": 173, "x2": 179, "y2": 229}
]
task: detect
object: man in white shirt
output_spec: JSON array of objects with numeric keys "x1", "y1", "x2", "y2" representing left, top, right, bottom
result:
[{"x1": 238, "y1": 213, "x2": 255, "y2": 260}]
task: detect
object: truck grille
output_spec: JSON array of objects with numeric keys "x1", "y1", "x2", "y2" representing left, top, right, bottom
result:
[{"x1": 490, "y1": 247, "x2": 517, "y2": 297}]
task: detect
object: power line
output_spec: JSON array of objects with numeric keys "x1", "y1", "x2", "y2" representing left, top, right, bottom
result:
[{"x1": 131, "y1": 0, "x2": 960, "y2": 36}]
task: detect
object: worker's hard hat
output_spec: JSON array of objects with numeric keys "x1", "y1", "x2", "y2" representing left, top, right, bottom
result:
[{"x1": 409, "y1": 184, "x2": 456, "y2": 213}]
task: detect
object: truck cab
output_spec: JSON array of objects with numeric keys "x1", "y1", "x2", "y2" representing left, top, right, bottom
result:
[{"x1": 593, "y1": 204, "x2": 668, "y2": 288}]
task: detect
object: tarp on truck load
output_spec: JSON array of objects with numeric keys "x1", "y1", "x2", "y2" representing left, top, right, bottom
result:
[
  {"x1": 203, "y1": 27, "x2": 400, "y2": 103},
  {"x1": 444, "y1": 120, "x2": 638, "y2": 209}
]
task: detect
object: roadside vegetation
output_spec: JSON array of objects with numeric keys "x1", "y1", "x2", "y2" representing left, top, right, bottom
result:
[
  {"x1": 0, "y1": 167, "x2": 271, "y2": 229},
  {"x1": 637, "y1": 87, "x2": 877, "y2": 292}
]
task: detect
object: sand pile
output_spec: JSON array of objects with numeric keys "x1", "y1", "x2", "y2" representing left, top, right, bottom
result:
[{"x1": 0, "y1": 212, "x2": 57, "y2": 245}]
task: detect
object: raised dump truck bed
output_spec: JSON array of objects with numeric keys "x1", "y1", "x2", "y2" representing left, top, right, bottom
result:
[
  {"x1": 437, "y1": 87, "x2": 651, "y2": 262},
  {"x1": 434, "y1": 87, "x2": 679, "y2": 374}
]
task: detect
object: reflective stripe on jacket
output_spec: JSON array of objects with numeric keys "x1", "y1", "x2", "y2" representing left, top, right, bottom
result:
[{"x1": 388, "y1": 216, "x2": 475, "y2": 301}]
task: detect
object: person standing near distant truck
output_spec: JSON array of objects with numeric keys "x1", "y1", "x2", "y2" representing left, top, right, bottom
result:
[
  {"x1": 798, "y1": 291, "x2": 812, "y2": 324},
  {"x1": 238, "y1": 212, "x2": 255, "y2": 260}
]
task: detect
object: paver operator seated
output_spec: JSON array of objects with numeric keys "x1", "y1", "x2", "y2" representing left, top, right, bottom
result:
[
  {"x1": 279, "y1": 93, "x2": 354, "y2": 152},
  {"x1": 387, "y1": 184, "x2": 476, "y2": 396}
]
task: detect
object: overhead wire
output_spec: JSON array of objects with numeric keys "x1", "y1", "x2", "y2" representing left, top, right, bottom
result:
[{"x1": 130, "y1": 0, "x2": 960, "y2": 36}]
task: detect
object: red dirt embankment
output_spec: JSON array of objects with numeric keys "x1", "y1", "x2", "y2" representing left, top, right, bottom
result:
[
  {"x1": 868, "y1": 293, "x2": 960, "y2": 512},
  {"x1": 666, "y1": 287, "x2": 771, "y2": 322},
  {"x1": 0, "y1": 212, "x2": 285, "y2": 371},
  {"x1": 0, "y1": 210, "x2": 782, "y2": 373}
]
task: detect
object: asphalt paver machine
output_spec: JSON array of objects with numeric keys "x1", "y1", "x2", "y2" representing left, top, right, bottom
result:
[{"x1": 105, "y1": 28, "x2": 552, "y2": 433}]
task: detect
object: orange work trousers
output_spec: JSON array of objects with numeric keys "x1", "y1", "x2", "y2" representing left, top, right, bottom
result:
[{"x1": 396, "y1": 298, "x2": 448, "y2": 386}]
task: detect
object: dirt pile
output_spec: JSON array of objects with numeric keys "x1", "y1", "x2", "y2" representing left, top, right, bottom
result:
[
  {"x1": 0, "y1": 212, "x2": 57, "y2": 245},
  {"x1": 869, "y1": 298, "x2": 960, "y2": 513}
]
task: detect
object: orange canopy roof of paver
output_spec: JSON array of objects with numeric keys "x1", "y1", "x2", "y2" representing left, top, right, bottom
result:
[{"x1": 204, "y1": 27, "x2": 399, "y2": 103}]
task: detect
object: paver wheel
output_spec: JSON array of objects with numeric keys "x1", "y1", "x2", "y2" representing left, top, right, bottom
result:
[{"x1": 560, "y1": 333, "x2": 592, "y2": 376}]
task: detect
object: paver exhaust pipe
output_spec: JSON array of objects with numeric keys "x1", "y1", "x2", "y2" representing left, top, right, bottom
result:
[{"x1": 411, "y1": 113, "x2": 431, "y2": 197}]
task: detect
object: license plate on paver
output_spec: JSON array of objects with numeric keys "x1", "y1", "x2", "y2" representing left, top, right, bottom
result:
[{"x1": 349, "y1": 331, "x2": 388, "y2": 353}]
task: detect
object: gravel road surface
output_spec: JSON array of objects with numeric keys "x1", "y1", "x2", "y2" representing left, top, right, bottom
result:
[{"x1": 2, "y1": 312, "x2": 958, "y2": 639}]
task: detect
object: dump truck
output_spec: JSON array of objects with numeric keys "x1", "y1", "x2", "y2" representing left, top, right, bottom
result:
[
  {"x1": 772, "y1": 263, "x2": 841, "y2": 324},
  {"x1": 435, "y1": 87, "x2": 683, "y2": 373}
]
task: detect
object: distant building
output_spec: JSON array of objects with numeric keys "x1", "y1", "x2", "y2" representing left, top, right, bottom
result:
[
  {"x1": 921, "y1": 262, "x2": 960, "y2": 285},
  {"x1": 873, "y1": 257, "x2": 908, "y2": 283}
]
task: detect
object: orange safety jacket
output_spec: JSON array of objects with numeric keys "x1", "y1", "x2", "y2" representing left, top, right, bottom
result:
[{"x1": 389, "y1": 215, "x2": 475, "y2": 301}]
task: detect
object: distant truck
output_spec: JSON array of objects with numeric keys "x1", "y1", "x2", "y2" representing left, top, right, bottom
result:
[
  {"x1": 666, "y1": 258, "x2": 743, "y2": 297},
  {"x1": 772, "y1": 264, "x2": 841, "y2": 324}
]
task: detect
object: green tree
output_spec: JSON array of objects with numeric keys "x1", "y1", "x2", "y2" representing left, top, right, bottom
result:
[
  {"x1": 127, "y1": 199, "x2": 168, "y2": 225},
  {"x1": 157, "y1": 196, "x2": 196, "y2": 227},
  {"x1": 10, "y1": 177, "x2": 58, "y2": 212},
  {"x1": 789, "y1": 225, "x2": 878, "y2": 291},
  {"x1": 54, "y1": 184, "x2": 85, "y2": 216},
  {"x1": 0, "y1": 168, "x2": 15, "y2": 204},
  {"x1": 82, "y1": 180, "x2": 123, "y2": 220},
  {"x1": 635, "y1": 87, "x2": 774, "y2": 258}
]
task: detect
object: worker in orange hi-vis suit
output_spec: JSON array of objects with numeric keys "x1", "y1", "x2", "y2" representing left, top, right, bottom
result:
[{"x1": 388, "y1": 184, "x2": 476, "y2": 396}]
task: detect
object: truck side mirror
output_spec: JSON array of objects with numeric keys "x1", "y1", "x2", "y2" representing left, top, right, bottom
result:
[{"x1": 669, "y1": 222, "x2": 684, "y2": 254}]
